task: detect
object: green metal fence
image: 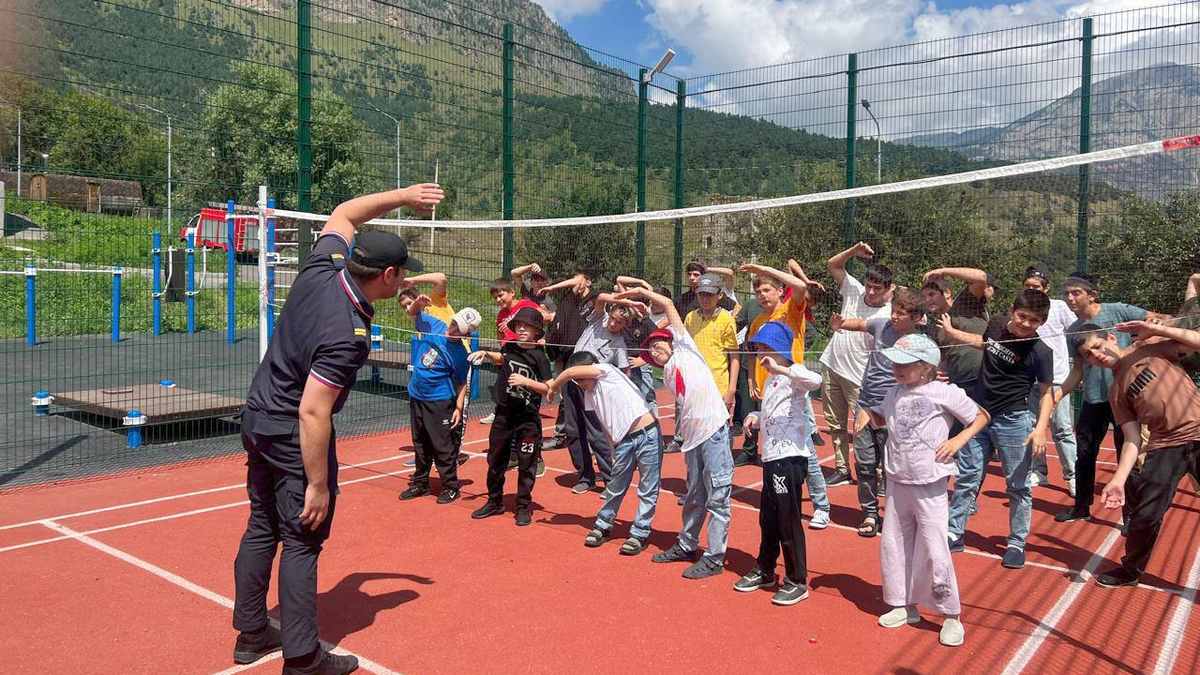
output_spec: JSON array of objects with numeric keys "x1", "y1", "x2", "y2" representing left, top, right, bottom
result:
[{"x1": 0, "y1": 0, "x2": 1196, "y2": 485}]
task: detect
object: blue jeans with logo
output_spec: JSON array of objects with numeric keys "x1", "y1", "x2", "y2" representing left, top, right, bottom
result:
[
  {"x1": 948, "y1": 409, "x2": 1033, "y2": 551},
  {"x1": 678, "y1": 425, "x2": 734, "y2": 562},
  {"x1": 595, "y1": 425, "x2": 663, "y2": 540}
]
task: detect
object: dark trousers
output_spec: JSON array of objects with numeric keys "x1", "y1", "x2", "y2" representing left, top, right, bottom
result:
[
  {"x1": 1121, "y1": 441, "x2": 1200, "y2": 574},
  {"x1": 1074, "y1": 401, "x2": 1126, "y2": 512},
  {"x1": 486, "y1": 413, "x2": 542, "y2": 510},
  {"x1": 855, "y1": 426, "x2": 890, "y2": 518},
  {"x1": 233, "y1": 432, "x2": 335, "y2": 659},
  {"x1": 757, "y1": 455, "x2": 809, "y2": 584},
  {"x1": 410, "y1": 398, "x2": 463, "y2": 490},
  {"x1": 734, "y1": 368, "x2": 758, "y2": 454},
  {"x1": 562, "y1": 380, "x2": 613, "y2": 485}
]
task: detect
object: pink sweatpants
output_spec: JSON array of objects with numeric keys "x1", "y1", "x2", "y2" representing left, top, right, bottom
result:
[{"x1": 880, "y1": 478, "x2": 961, "y2": 616}]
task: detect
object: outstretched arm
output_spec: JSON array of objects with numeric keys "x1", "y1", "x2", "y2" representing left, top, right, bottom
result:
[
  {"x1": 403, "y1": 272, "x2": 448, "y2": 299},
  {"x1": 542, "y1": 274, "x2": 587, "y2": 294},
  {"x1": 615, "y1": 275, "x2": 653, "y2": 291},
  {"x1": 830, "y1": 313, "x2": 867, "y2": 333},
  {"x1": 547, "y1": 365, "x2": 602, "y2": 398},
  {"x1": 323, "y1": 184, "x2": 443, "y2": 245},
  {"x1": 924, "y1": 266, "x2": 988, "y2": 298},
  {"x1": 787, "y1": 259, "x2": 825, "y2": 294},
  {"x1": 938, "y1": 314, "x2": 985, "y2": 349},
  {"x1": 615, "y1": 287, "x2": 682, "y2": 330},
  {"x1": 827, "y1": 242, "x2": 874, "y2": 287},
  {"x1": 1116, "y1": 319, "x2": 1200, "y2": 354},
  {"x1": 739, "y1": 263, "x2": 807, "y2": 304}
]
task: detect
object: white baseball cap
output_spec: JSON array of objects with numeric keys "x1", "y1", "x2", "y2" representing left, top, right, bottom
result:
[
  {"x1": 881, "y1": 333, "x2": 941, "y2": 368},
  {"x1": 452, "y1": 307, "x2": 482, "y2": 334}
]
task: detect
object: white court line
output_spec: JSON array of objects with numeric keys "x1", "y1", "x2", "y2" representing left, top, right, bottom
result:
[
  {"x1": 1001, "y1": 527, "x2": 1124, "y2": 675},
  {"x1": 212, "y1": 651, "x2": 281, "y2": 674},
  {"x1": 39, "y1": 520, "x2": 400, "y2": 675},
  {"x1": 1152, "y1": 541, "x2": 1200, "y2": 674}
]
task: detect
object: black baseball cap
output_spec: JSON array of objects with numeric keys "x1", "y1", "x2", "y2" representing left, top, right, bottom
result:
[{"x1": 350, "y1": 230, "x2": 423, "y2": 273}]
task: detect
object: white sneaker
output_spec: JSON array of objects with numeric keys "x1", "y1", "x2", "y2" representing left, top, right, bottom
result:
[
  {"x1": 808, "y1": 509, "x2": 830, "y2": 530},
  {"x1": 879, "y1": 606, "x2": 920, "y2": 628},
  {"x1": 1029, "y1": 472, "x2": 1047, "y2": 488},
  {"x1": 480, "y1": 413, "x2": 495, "y2": 424},
  {"x1": 940, "y1": 617, "x2": 965, "y2": 646},
  {"x1": 1068, "y1": 478, "x2": 1076, "y2": 498}
]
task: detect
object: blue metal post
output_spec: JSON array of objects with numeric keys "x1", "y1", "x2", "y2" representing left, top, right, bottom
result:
[
  {"x1": 469, "y1": 332, "x2": 480, "y2": 401},
  {"x1": 123, "y1": 409, "x2": 145, "y2": 449},
  {"x1": 111, "y1": 267, "x2": 122, "y2": 343},
  {"x1": 24, "y1": 263, "x2": 35, "y2": 346},
  {"x1": 186, "y1": 233, "x2": 196, "y2": 335},
  {"x1": 266, "y1": 197, "x2": 277, "y2": 341},
  {"x1": 151, "y1": 232, "x2": 162, "y2": 336},
  {"x1": 226, "y1": 199, "x2": 237, "y2": 344},
  {"x1": 370, "y1": 324, "x2": 383, "y2": 385}
]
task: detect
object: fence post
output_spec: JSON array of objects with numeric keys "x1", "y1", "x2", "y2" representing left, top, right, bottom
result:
[
  {"x1": 257, "y1": 186, "x2": 269, "y2": 361},
  {"x1": 266, "y1": 197, "x2": 277, "y2": 342},
  {"x1": 111, "y1": 267, "x2": 122, "y2": 343},
  {"x1": 673, "y1": 79, "x2": 686, "y2": 300},
  {"x1": 24, "y1": 262, "x2": 35, "y2": 346},
  {"x1": 843, "y1": 53, "x2": 858, "y2": 249},
  {"x1": 226, "y1": 199, "x2": 237, "y2": 344},
  {"x1": 1076, "y1": 17, "x2": 1094, "y2": 273},
  {"x1": 501, "y1": 23, "x2": 515, "y2": 275},
  {"x1": 186, "y1": 232, "x2": 196, "y2": 335},
  {"x1": 469, "y1": 331, "x2": 481, "y2": 401},
  {"x1": 636, "y1": 68, "x2": 648, "y2": 278},
  {"x1": 152, "y1": 231, "x2": 162, "y2": 336},
  {"x1": 0, "y1": 180, "x2": 5, "y2": 239},
  {"x1": 296, "y1": 0, "x2": 314, "y2": 264}
]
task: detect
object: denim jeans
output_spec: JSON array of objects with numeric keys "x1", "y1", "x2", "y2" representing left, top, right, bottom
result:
[
  {"x1": 678, "y1": 425, "x2": 734, "y2": 562},
  {"x1": 595, "y1": 425, "x2": 663, "y2": 540},
  {"x1": 947, "y1": 409, "x2": 1033, "y2": 551},
  {"x1": 1029, "y1": 385, "x2": 1077, "y2": 482},
  {"x1": 804, "y1": 399, "x2": 830, "y2": 512},
  {"x1": 854, "y1": 425, "x2": 888, "y2": 518}
]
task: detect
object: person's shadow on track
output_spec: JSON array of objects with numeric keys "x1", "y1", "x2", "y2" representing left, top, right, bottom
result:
[{"x1": 314, "y1": 572, "x2": 433, "y2": 646}]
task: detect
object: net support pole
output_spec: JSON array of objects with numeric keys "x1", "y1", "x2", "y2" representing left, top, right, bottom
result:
[
  {"x1": 636, "y1": 68, "x2": 648, "y2": 278},
  {"x1": 842, "y1": 52, "x2": 858, "y2": 249},
  {"x1": 1076, "y1": 17, "x2": 1093, "y2": 273},
  {"x1": 469, "y1": 331, "x2": 481, "y2": 401},
  {"x1": 226, "y1": 199, "x2": 237, "y2": 345},
  {"x1": 186, "y1": 232, "x2": 196, "y2": 335},
  {"x1": 673, "y1": 79, "x2": 686, "y2": 300},
  {"x1": 111, "y1": 267, "x2": 122, "y2": 343},
  {"x1": 296, "y1": 0, "x2": 314, "y2": 264},
  {"x1": 24, "y1": 263, "x2": 35, "y2": 347},
  {"x1": 501, "y1": 23, "x2": 515, "y2": 275},
  {"x1": 266, "y1": 196, "x2": 277, "y2": 342},
  {"x1": 151, "y1": 231, "x2": 162, "y2": 336},
  {"x1": 257, "y1": 186, "x2": 269, "y2": 362}
]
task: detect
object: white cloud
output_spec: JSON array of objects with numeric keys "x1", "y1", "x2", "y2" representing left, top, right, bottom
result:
[
  {"x1": 643, "y1": 0, "x2": 1198, "y2": 143},
  {"x1": 535, "y1": 0, "x2": 609, "y2": 22}
]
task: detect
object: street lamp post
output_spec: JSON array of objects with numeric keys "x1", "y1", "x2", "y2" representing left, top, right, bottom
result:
[
  {"x1": 138, "y1": 104, "x2": 172, "y2": 226},
  {"x1": 861, "y1": 98, "x2": 882, "y2": 183},
  {"x1": 40, "y1": 152, "x2": 48, "y2": 171},
  {"x1": 366, "y1": 102, "x2": 401, "y2": 218},
  {"x1": 0, "y1": 97, "x2": 21, "y2": 194}
]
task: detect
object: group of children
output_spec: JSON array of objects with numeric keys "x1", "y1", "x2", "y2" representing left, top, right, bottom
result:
[{"x1": 392, "y1": 250, "x2": 1200, "y2": 649}]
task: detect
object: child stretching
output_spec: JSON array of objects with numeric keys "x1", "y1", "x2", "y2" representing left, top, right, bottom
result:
[
  {"x1": 548, "y1": 352, "x2": 661, "y2": 556},
  {"x1": 467, "y1": 307, "x2": 553, "y2": 526},
  {"x1": 866, "y1": 333, "x2": 988, "y2": 647},
  {"x1": 733, "y1": 321, "x2": 823, "y2": 606}
]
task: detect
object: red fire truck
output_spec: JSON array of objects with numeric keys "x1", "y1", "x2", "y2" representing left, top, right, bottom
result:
[{"x1": 181, "y1": 207, "x2": 262, "y2": 254}]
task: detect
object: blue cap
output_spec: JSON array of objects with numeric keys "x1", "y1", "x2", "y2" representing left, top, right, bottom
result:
[{"x1": 748, "y1": 321, "x2": 794, "y2": 363}]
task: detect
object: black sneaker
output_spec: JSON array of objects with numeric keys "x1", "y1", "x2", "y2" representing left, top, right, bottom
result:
[
  {"x1": 682, "y1": 557, "x2": 724, "y2": 579},
  {"x1": 825, "y1": 468, "x2": 852, "y2": 487},
  {"x1": 1096, "y1": 567, "x2": 1140, "y2": 588},
  {"x1": 571, "y1": 480, "x2": 592, "y2": 495},
  {"x1": 732, "y1": 450, "x2": 759, "y2": 467},
  {"x1": 535, "y1": 458, "x2": 546, "y2": 478},
  {"x1": 811, "y1": 432, "x2": 825, "y2": 447},
  {"x1": 733, "y1": 568, "x2": 776, "y2": 592},
  {"x1": 1054, "y1": 507, "x2": 1091, "y2": 523},
  {"x1": 515, "y1": 509, "x2": 532, "y2": 527},
  {"x1": 398, "y1": 484, "x2": 429, "y2": 501},
  {"x1": 664, "y1": 439, "x2": 682, "y2": 454},
  {"x1": 233, "y1": 624, "x2": 282, "y2": 665},
  {"x1": 282, "y1": 650, "x2": 359, "y2": 675},
  {"x1": 947, "y1": 536, "x2": 965, "y2": 553},
  {"x1": 470, "y1": 501, "x2": 504, "y2": 519},
  {"x1": 771, "y1": 578, "x2": 810, "y2": 605},
  {"x1": 652, "y1": 542, "x2": 699, "y2": 564},
  {"x1": 1001, "y1": 547, "x2": 1026, "y2": 569},
  {"x1": 436, "y1": 488, "x2": 460, "y2": 504}
]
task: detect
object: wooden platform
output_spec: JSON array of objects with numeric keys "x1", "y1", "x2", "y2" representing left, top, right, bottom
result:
[
  {"x1": 53, "y1": 385, "x2": 243, "y2": 423},
  {"x1": 365, "y1": 351, "x2": 412, "y2": 370}
]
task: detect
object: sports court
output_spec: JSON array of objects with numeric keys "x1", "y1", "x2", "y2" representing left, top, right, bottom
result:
[{"x1": 3, "y1": 399, "x2": 1197, "y2": 674}]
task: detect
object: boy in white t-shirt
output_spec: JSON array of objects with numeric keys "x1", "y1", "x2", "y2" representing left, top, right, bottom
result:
[
  {"x1": 819, "y1": 242, "x2": 894, "y2": 486},
  {"x1": 617, "y1": 287, "x2": 734, "y2": 579},
  {"x1": 732, "y1": 321, "x2": 823, "y2": 606},
  {"x1": 548, "y1": 351, "x2": 661, "y2": 556}
]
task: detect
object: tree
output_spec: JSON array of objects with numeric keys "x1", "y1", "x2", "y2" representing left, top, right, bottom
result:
[{"x1": 518, "y1": 169, "x2": 635, "y2": 281}]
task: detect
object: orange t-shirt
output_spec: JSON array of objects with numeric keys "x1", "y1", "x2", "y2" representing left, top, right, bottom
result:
[{"x1": 748, "y1": 295, "x2": 808, "y2": 396}]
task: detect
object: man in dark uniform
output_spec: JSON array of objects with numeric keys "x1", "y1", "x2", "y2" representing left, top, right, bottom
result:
[{"x1": 231, "y1": 183, "x2": 443, "y2": 675}]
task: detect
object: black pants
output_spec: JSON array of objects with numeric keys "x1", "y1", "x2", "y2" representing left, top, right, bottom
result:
[
  {"x1": 486, "y1": 413, "x2": 542, "y2": 510},
  {"x1": 1074, "y1": 401, "x2": 1126, "y2": 512},
  {"x1": 233, "y1": 431, "x2": 336, "y2": 659},
  {"x1": 854, "y1": 426, "x2": 889, "y2": 518},
  {"x1": 562, "y1": 381, "x2": 613, "y2": 485},
  {"x1": 1121, "y1": 441, "x2": 1200, "y2": 574},
  {"x1": 410, "y1": 398, "x2": 463, "y2": 490},
  {"x1": 757, "y1": 455, "x2": 809, "y2": 584}
]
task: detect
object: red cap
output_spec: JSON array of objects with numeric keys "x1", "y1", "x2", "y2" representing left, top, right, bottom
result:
[{"x1": 642, "y1": 328, "x2": 673, "y2": 350}]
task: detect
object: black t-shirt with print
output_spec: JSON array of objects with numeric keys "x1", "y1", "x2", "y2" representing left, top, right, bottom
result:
[
  {"x1": 494, "y1": 343, "x2": 552, "y2": 418},
  {"x1": 977, "y1": 314, "x2": 1054, "y2": 416}
]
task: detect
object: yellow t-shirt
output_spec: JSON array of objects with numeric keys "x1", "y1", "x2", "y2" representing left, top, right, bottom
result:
[
  {"x1": 425, "y1": 291, "x2": 456, "y2": 327},
  {"x1": 684, "y1": 308, "x2": 739, "y2": 397},
  {"x1": 748, "y1": 295, "x2": 808, "y2": 396}
]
